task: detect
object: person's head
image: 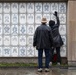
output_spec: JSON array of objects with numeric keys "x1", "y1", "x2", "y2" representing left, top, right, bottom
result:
[
  {"x1": 41, "y1": 17, "x2": 47, "y2": 24},
  {"x1": 49, "y1": 20, "x2": 55, "y2": 27}
]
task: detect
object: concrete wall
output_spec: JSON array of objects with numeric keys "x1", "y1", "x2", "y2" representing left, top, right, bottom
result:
[{"x1": 67, "y1": 0, "x2": 76, "y2": 65}]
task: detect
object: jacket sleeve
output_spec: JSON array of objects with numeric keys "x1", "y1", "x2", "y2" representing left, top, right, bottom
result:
[
  {"x1": 56, "y1": 16, "x2": 60, "y2": 27},
  {"x1": 33, "y1": 28, "x2": 38, "y2": 47}
]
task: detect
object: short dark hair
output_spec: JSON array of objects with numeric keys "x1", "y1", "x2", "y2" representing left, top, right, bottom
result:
[{"x1": 49, "y1": 20, "x2": 55, "y2": 27}]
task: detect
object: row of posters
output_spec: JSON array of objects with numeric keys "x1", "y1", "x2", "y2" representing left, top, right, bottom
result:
[
  {"x1": 0, "y1": 46, "x2": 66, "y2": 57},
  {"x1": 0, "y1": 14, "x2": 66, "y2": 24},
  {"x1": 0, "y1": 3, "x2": 66, "y2": 13},
  {"x1": 0, "y1": 25, "x2": 66, "y2": 35},
  {"x1": 0, "y1": 35, "x2": 66, "y2": 46}
]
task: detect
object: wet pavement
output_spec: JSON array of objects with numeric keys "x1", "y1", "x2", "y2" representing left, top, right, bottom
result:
[{"x1": 0, "y1": 67, "x2": 76, "y2": 75}]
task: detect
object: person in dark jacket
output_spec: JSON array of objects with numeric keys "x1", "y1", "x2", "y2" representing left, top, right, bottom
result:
[
  {"x1": 49, "y1": 11, "x2": 63, "y2": 65},
  {"x1": 33, "y1": 17, "x2": 53, "y2": 72}
]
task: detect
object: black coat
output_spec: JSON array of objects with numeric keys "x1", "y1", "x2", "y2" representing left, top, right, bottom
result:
[
  {"x1": 49, "y1": 16, "x2": 63, "y2": 47},
  {"x1": 33, "y1": 24, "x2": 53, "y2": 50}
]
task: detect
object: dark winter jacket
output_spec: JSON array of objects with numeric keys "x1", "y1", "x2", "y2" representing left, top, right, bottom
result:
[
  {"x1": 33, "y1": 24, "x2": 53, "y2": 50},
  {"x1": 49, "y1": 16, "x2": 63, "y2": 47}
]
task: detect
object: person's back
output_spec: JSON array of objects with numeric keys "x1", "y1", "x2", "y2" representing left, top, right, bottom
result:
[
  {"x1": 35, "y1": 24, "x2": 52, "y2": 49},
  {"x1": 49, "y1": 11, "x2": 63, "y2": 47}
]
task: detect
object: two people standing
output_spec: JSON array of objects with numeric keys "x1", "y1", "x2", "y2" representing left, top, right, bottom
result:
[{"x1": 33, "y1": 11, "x2": 63, "y2": 72}]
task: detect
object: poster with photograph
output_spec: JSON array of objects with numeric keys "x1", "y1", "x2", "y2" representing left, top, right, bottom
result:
[
  {"x1": 11, "y1": 36, "x2": 18, "y2": 46},
  {"x1": 43, "y1": 3, "x2": 50, "y2": 13},
  {"x1": 27, "y1": 3, "x2": 34, "y2": 13},
  {"x1": 3, "y1": 47, "x2": 10, "y2": 57},
  {"x1": 3, "y1": 3, "x2": 10, "y2": 13},
  {"x1": 19, "y1": 3, "x2": 26, "y2": 13},
  {"x1": 11, "y1": 3, "x2": 18, "y2": 13},
  {"x1": 19, "y1": 47, "x2": 26, "y2": 57},
  {"x1": 35, "y1": 3, "x2": 42, "y2": 13},
  {"x1": 11, "y1": 47, "x2": 18, "y2": 57}
]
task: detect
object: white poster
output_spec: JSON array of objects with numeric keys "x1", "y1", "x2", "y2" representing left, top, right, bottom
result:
[
  {"x1": 11, "y1": 3, "x2": 18, "y2": 13},
  {"x1": 4, "y1": 36, "x2": 10, "y2": 46},
  {"x1": 0, "y1": 3, "x2": 2, "y2": 13},
  {"x1": 3, "y1": 47, "x2": 10, "y2": 57},
  {"x1": 43, "y1": 3, "x2": 50, "y2": 13},
  {"x1": 27, "y1": 3, "x2": 34, "y2": 13},
  {"x1": 27, "y1": 25, "x2": 34, "y2": 35},
  {"x1": 27, "y1": 14, "x2": 34, "y2": 24},
  {"x1": 11, "y1": 36, "x2": 18, "y2": 46},
  {"x1": 19, "y1": 36, "x2": 26, "y2": 46},
  {"x1": 4, "y1": 3, "x2": 10, "y2": 13},
  {"x1": 19, "y1": 47, "x2": 26, "y2": 57},
  {"x1": 35, "y1": 3, "x2": 42, "y2": 13},
  {"x1": 11, "y1": 47, "x2": 18, "y2": 57},
  {"x1": 19, "y1": 3, "x2": 26, "y2": 13},
  {"x1": 19, "y1": 14, "x2": 26, "y2": 24}
]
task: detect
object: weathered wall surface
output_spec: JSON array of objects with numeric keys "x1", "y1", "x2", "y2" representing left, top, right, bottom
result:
[{"x1": 67, "y1": 0, "x2": 76, "y2": 65}]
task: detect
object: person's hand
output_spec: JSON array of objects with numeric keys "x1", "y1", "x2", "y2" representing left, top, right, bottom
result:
[{"x1": 53, "y1": 11, "x2": 58, "y2": 16}]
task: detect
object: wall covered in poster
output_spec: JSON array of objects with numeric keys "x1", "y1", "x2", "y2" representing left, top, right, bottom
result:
[{"x1": 0, "y1": 3, "x2": 67, "y2": 57}]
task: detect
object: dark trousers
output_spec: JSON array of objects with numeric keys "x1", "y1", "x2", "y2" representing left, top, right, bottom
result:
[
  {"x1": 38, "y1": 49, "x2": 50, "y2": 68},
  {"x1": 50, "y1": 47, "x2": 61, "y2": 63}
]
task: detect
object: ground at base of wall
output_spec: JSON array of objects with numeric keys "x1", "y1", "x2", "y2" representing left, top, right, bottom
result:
[{"x1": 0, "y1": 62, "x2": 68, "y2": 68}]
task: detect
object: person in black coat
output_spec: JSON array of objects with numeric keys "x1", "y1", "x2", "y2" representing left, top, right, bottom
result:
[
  {"x1": 33, "y1": 17, "x2": 53, "y2": 72},
  {"x1": 49, "y1": 11, "x2": 63, "y2": 65}
]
